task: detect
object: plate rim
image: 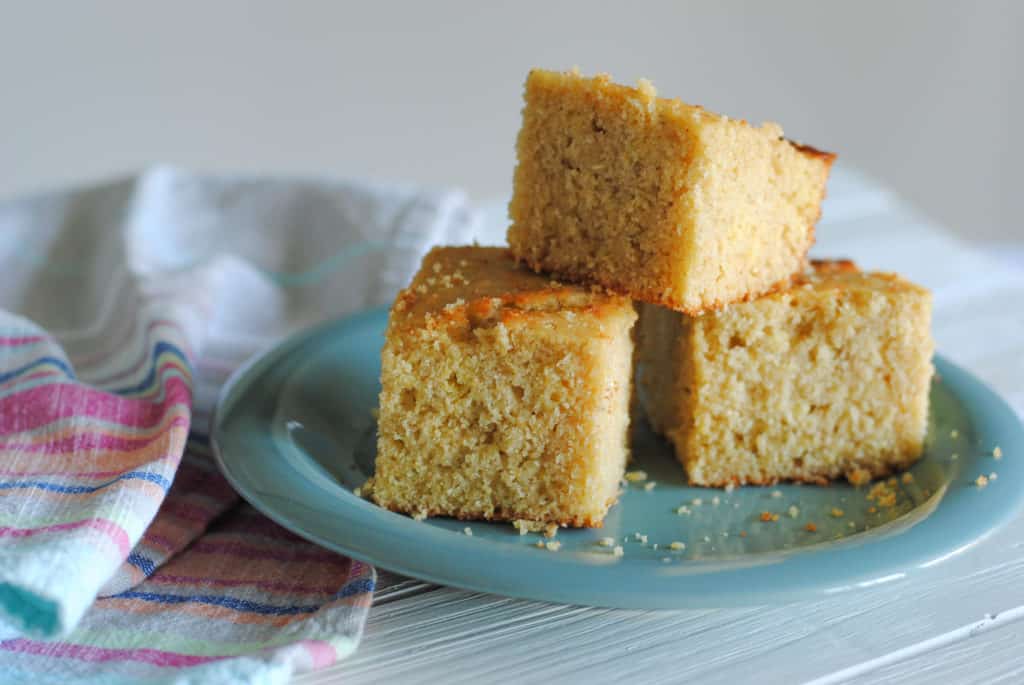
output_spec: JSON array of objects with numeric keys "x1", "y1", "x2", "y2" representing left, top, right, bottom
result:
[{"x1": 211, "y1": 307, "x2": 1024, "y2": 609}]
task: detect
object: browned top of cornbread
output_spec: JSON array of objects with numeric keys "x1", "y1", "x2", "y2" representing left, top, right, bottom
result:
[
  {"x1": 526, "y1": 69, "x2": 836, "y2": 166},
  {"x1": 389, "y1": 246, "x2": 631, "y2": 332},
  {"x1": 793, "y1": 259, "x2": 930, "y2": 296}
]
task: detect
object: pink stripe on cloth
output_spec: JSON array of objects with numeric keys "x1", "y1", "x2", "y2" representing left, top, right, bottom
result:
[
  {"x1": 0, "y1": 518, "x2": 131, "y2": 556},
  {"x1": 0, "y1": 638, "x2": 223, "y2": 667},
  {"x1": 0, "y1": 415, "x2": 189, "y2": 453},
  {"x1": 0, "y1": 376, "x2": 191, "y2": 432},
  {"x1": 155, "y1": 498, "x2": 223, "y2": 525},
  {"x1": 0, "y1": 336, "x2": 45, "y2": 346},
  {"x1": 137, "y1": 531, "x2": 182, "y2": 554},
  {"x1": 0, "y1": 465, "x2": 169, "y2": 479}
]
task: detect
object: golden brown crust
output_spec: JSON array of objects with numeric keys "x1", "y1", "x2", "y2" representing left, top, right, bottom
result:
[
  {"x1": 391, "y1": 246, "x2": 631, "y2": 332},
  {"x1": 788, "y1": 139, "x2": 838, "y2": 166},
  {"x1": 793, "y1": 259, "x2": 928, "y2": 296},
  {"x1": 808, "y1": 258, "x2": 859, "y2": 274},
  {"x1": 683, "y1": 457, "x2": 921, "y2": 489},
  {"x1": 517, "y1": 253, "x2": 802, "y2": 316},
  {"x1": 373, "y1": 500, "x2": 612, "y2": 529}
]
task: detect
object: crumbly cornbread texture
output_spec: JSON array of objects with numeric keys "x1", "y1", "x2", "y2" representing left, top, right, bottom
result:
[
  {"x1": 508, "y1": 68, "x2": 836, "y2": 314},
  {"x1": 638, "y1": 260, "x2": 934, "y2": 486},
  {"x1": 373, "y1": 246, "x2": 637, "y2": 527}
]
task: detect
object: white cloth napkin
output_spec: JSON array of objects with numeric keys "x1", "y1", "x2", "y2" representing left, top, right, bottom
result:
[{"x1": 0, "y1": 166, "x2": 477, "y2": 683}]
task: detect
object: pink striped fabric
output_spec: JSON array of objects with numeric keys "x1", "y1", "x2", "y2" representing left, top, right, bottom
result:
[{"x1": 0, "y1": 167, "x2": 475, "y2": 683}]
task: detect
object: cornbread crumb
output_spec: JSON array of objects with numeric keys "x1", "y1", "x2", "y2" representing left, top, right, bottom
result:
[
  {"x1": 990, "y1": 472, "x2": 999, "y2": 481},
  {"x1": 535, "y1": 541, "x2": 545, "y2": 549},
  {"x1": 676, "y1": 505, "x2": 692, "y2": 516},
  {"x1": 805, "y1": 523, "x2": 818, "y2": 532},
  {"x1": 612, "y1": 545, "x2": 624, "y2": 557},
  {"x1": 412, "y1": 511, "x2": 428, "y2": 522},
  {"x1": 848, "y1": 521, "x2": 856, "y2": 529},
  {"x1": 692, "y1": 498, "x2": 703, "y2": 506},
  {"x1": 867, "y1": 481, "x2": 898, "y2": 508},
  {"x1": 760, "y1": 511, "x2": 779, "y2": 522},
  {"x1": 868, "y1": 506, "x2": 877, "y2": 514},
  {"x1": 831, "y1": 508, "x2": 845, "y2": 518},
  {"x1": 624, "y1": 470, "x2": 648, "y2": 482},
  {"x1": 352, "y1": 487, "x2": 362, "y2": 498},
  {"x1": 771, "y1": 490, "x2": 783, "y2": 499},
  {"x1": 952, "y1": 453, "x2": 959, "y2": 460},
  {"x1": 644, "y1": 482, "x2": 657, "y2": 492},
  {"x1": 702, "y1": 535, "x2": 711, "y2": 542},
  {"x1": 373, "y1": 246, "x2": 636, "y2": 527},
  {"x1": 638, "y1": 261, "x2": 933, "y2": 487},
  {"x1": 950, "y1": 429, "x2": 959, "y2": 438},
  {"x1": 847, "y1": 468, "x2": 872, "y2": 487},
  {"x1": 464, "y1": 527, "x2": 473, "y2": 537},
  {"x1": 788, "y1": 505, "x2": 800, "y2": 518},
  {"x1": 670, "y1": 541, "x2": 686, "y2": 551},
  {"x1": 508, "y1": 68, "x2": 834, "y2": 313},
  {"x1": 598, "y1": 537, "x2": 615, "y2": 547},
  {"x1": 994, "y1": 446, "x2": 1003, "y2": 459},
  {"x1": 545, "y1": 540, "x2": 562, "y2": 551},
  {"x1": 711, "y1": 496, "x2": 721, "y2": 506},
  {"x1": 634, "y1": 533, "x2": 648, "y2": 544},
  {"x1": 901, "y1": 473, "x2": 914, "y2": 485},
  {"x1": 724, "y1": 483, "x2": 736, "y2": 493}
]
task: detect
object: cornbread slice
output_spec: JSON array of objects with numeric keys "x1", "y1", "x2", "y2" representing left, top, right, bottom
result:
[
  {"x1": 638, "y1": 260, "x2": 933, "y2": 486},
  {"x1": 372, "y1": 246, "x2": 636, "y2": 527},
  {"x1": 508, "y1": 68, "x2": 836, "y2": 314}
]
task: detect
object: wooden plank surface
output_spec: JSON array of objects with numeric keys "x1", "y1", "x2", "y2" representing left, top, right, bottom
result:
[{"x1": 295, "y1": 167, "x2": 1024, "y2": 684}]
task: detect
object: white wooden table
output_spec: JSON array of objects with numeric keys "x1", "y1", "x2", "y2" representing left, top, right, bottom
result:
[{"x1": 296, "y1": 167, "x2": 1024, "y2": 684}]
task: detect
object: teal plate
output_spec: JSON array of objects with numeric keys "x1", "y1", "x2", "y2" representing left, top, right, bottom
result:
[{"x1": 211, "y1": 307, "x2": 1024, "y2": 609}]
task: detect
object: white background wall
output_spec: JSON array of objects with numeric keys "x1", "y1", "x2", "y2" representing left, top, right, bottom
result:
[{"x1": 2, "y1": 1, "x2": 1020, "y2": 241}]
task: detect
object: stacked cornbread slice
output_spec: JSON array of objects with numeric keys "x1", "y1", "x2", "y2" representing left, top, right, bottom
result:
[
  {"x1": 371, "y1": 68, "x2": 934, "y2": 526},
  {"x1": 509, "y1": 69, "x2": 835, "y2": 314},
  {"x1": 372, "y1": 246, "x2": 635, "y2": 526},
  {"x1": 637, "y1": 260, "x2": 933, "y2": 487}
]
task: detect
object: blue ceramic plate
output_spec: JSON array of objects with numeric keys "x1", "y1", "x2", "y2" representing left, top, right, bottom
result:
[{"x1": 211, "y1": 308, "x2": 1024, "y2": 609}]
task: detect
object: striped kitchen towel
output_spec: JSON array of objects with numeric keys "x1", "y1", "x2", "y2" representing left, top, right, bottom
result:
[{"x1": 0, "y1": 167, "x2": 477, "y2": 683}]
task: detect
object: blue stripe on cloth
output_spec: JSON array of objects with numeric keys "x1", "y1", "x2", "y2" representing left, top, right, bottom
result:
[
  {"x1": 0, "y1": 470, "x2": 172, "y2": 495},
  {"x1": 126, "y1": 552, "x2": 156, "y2": 576},
  {"x1": 334, "y1": 578, "x2": 375, "y2": 599},
  {"x1": 113, "y1": 578, "x2": 376, "y2": 616},
  {"x1": 109, "y1": 341, "x2": 191, "y2": 396},
  {"x1": 112, "y1": 591, "x2": 323, "y2": 616},
  {"x1": 0, "y1": 356, "x2": 75, "y2": 384}
]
